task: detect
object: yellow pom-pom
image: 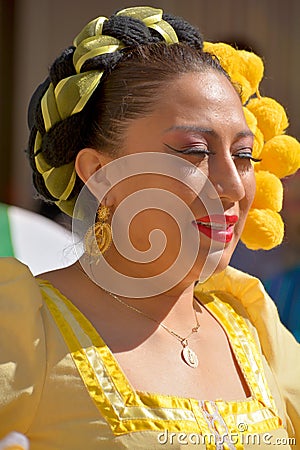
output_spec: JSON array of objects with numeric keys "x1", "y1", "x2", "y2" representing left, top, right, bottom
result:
[
  {"x1": 243, "y1": 107, "x2": 257, "y2": 131},
  {"x1": 252, "y1": 171, "x2": 283, "y2": 211},
  {"x1": 238, "y1": 50, "x2": 264, "y2": 96},
  {"x1": 232, "y1": 73, "x2": 252, "y2": 104},
  {"x1": 203, "y1": 42, "x2": 237, "y2": 74},
  {"x1": 247, "y1": 97, "x2": 289, "y2": 141},
  {"x1": 243, "y1": 107, "x2": 264, "y2": 159},
  {"x1": 252, "y1": 127, "x2": 264, "y2": 160},
  {"x1": 255, "y1": 135, "x2": 300, "y2": 178},
  {"x1": 204, "y1": 42, "x2": 264, "y2": 103},
  {"x1": 241, "y1": 209, "x2": 284, "y2": 250}
]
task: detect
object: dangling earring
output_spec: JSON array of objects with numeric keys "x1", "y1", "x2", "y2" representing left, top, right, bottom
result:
[{"x1": 84, "y1": 204, "x2": 112, "y2": 262}]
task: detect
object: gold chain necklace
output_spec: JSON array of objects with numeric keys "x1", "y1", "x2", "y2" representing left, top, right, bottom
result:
[
  {"x1": 76, "y1": 263, "x2": 201, "y2": 368},
  {"x1": 105, "y1": 289, "x2": 201, "y2": 369}
]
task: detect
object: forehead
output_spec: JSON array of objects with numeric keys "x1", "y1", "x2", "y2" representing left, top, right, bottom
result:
[
  {"x1": 158, "y1": 70, "x2": 244, "y2": 124},
  {"x1": 122, "y1": 70, "x2": 248, "y2": 149}
]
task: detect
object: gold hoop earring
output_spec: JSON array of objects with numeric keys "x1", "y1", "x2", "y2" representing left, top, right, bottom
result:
[{"x1": 84, "y1": 205, "x2": 112, "y2": 261}]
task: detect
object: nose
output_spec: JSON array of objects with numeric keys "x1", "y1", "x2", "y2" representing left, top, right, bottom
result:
[{"x1": 207, "y1": 154, "x2": 245, "y2": 203}]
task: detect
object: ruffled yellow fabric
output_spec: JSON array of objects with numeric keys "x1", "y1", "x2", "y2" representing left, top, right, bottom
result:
[{"x1": 241, "y1": 208, "x2": 284, "y2": 250}]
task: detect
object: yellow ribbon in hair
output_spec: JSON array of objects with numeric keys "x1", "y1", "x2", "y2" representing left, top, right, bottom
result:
[
  {"x1": 73, "y1": 16, "x2": 107, "y2": 48},
  {"x1": 116, "y1": 6, "x2": 178, "y2": 44},
  {"x1": 41, "y1": 71, "x2": 103, "y2": 131},
  {"x1": 35, "y1": 6, "x2": 179, "y2": 216},
  {"x1": 34, "y1": 130, "x2": 77, "y2": 213},
  {"x1": 74, "y1": 36, "x2": 124, "y2": 73}
]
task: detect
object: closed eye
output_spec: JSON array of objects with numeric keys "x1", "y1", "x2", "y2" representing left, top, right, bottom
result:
[
  {"x1": 233, "y1": 149, "x2": 261, "y2": 163},
  {"x1": 164, "y1": 143, "x2": 212, "y2": 156}
]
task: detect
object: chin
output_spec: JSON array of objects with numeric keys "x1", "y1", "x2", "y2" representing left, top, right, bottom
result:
[
  {"x1": 197, "y1": 236, "x2": 239, "y2": 280},
  {"x1": 211, "y1": 255, "x2": 231, "y2": 275}
]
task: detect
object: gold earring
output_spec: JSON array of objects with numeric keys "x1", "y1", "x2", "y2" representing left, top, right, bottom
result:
[{"x1": 84, "y1": 205, "x2": 112, "y2": 261}]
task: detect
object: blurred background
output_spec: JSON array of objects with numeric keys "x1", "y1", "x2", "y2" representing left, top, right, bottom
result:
[{"x1": 0, "y1": 0, "x2": 299, "y2": 308}]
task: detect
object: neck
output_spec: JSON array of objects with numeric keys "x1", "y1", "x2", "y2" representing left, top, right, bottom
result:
[
  {"x1": 111, "y1": 283, "x2": 201, "y2": 338},
  {"x1": 76, "y1": 259, "x2": 200, "y2": 334}
]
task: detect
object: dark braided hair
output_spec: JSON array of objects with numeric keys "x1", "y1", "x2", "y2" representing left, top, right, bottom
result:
[{"x1": 27, "y1": 10, "x2": 231, "y2": 209}]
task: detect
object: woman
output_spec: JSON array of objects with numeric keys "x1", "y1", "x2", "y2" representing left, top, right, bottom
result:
[{"x1": 0, "y1": 6, "x2": 299, "y2": 449}]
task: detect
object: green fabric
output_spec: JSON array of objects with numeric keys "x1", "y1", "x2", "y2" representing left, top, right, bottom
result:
[{"x1": 0, "y1": 203, "x2": 14, "y2": 256}]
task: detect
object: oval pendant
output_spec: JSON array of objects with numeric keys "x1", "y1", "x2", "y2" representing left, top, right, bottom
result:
[{"x1": 181, "y1": 345, "x2": 198, "y2": 368}]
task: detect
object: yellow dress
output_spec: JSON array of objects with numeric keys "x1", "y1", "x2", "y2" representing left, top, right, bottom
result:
[{"x1": 0, "y1": 258, "x2": 299, "y2": 449}]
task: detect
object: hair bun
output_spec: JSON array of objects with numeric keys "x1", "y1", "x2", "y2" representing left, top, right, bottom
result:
[
  {"x1": 162, "y1": 13, "x2": 203, "y2": 50},
  {"x1": 102, "y1": 14, "x2": 153, "y2": 46},
  {"x1": 49, "y1": 46, "x2": 76, "y2": 87},
  {"x1": 27, "y1": 78, "x2": 50, "y2": 132}
]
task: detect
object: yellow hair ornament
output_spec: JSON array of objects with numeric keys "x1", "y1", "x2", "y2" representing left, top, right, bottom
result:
[
  {"x1": 241, "y1": 209, "x2": 284, "y2": 250},
  {"x1": 35, "y1": 6, "x2": 179, "y2": 216},
  {"x1": 232, "y1": 73, "x2": 252, "y2": 104},
  {"x1": 238, "y1": 49, "x2": 264, "y2": 96},
  {"x1": 41, "y1": 71, "x2": 103, "y2": 132},
  {"x1": 55, "y1": 196, "x2": 77, "y2": 217},
  {"x1": 252, "y1": 171, "x2": 283, "y2": 212},
  {"x1": 204, "y1": 40, "x2": 300, "y2": 250},
  {"x1": 73, "y1": 17, "x2": 107, "y2": 48},
  {"x1": 246, "y1": 97, "x2": 289, "y2": 141},
  {"x1": 203, "y1": 42, "x2": 237, "y2": 74},
  {"x1": 116, "y1": 7, "x2": 178, "y2": 44},
  {"x1": 243, "y1": 106, "x2": 257, "y2": 130},
  {"x1": 252, "y1": 127, "x2": 264, "y2": 160},
  {"x1": 255, "y1": 135, "x2": 300, "y2": 179},
  {"x1": 74, "y1": 36, "x2": 124, "y2": 74},
  {"x1": 203, "y1": 42, "x2": 264, "y2": 103},
  {"x1": 243, "y1": 107, "x2": 264, "y2": 159},
  {"x1": 116, "y1": 6, "x2": 163, "y2": 23},
  {"x1": 35, "y1": 153, "x2": 76, "y2": 201}
]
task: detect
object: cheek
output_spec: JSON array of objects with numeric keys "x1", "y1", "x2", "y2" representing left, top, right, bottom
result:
[{"x1": 239, "y1": 170, "x2": 256, "y2": 217}]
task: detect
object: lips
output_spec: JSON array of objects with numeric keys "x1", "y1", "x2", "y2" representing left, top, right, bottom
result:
[{"x1": 193, "y1": 214, "x2": 238, "y2": 243}]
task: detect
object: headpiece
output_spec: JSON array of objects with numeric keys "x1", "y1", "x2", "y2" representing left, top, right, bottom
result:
[{"x1": 29, "y1": 6, "x2": 300, "y2": 250}]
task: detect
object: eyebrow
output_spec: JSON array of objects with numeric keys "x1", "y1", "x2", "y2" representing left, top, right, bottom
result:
[{"x1": 163, "y1": 125, "x2": 254, "y2": 139}]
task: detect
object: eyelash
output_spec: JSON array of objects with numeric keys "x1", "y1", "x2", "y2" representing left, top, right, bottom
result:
[
  {"x1": 164, "y1": 143, "x2": 262, "y2": 162},
  {"x1": 164, "y1": 143, "x2": 210, "y2": 156},
  {"x1": 233, "y1": 151, "x2": 262, "y2": 163}
]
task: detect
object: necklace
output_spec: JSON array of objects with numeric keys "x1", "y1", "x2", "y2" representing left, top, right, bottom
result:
[
  {"x1": 105, "y1": 289, "x2": 201, "y2": 369},
  {"x1": 75, "y1": 263, "x2": 201, "y2": 368}
]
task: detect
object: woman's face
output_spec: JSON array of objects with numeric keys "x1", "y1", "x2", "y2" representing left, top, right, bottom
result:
[{"x1": 92, "y1": 70, "x2": 255, "y2": 288}]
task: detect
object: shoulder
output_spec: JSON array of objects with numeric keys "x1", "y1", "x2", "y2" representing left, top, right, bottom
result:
[
  {"x1": 0, "y1": 257, "x2": 46, "y2": 370},
  {"x1": 196, "y1": 265, "x2": 268, "y2": 319},
  {"x1": 196, "y1": 265, "x2": 300, "y2": 355},
  {"x1": 0, "y1": 257, "x2": 43, "y2": 311},
  {"x1": 0, "y1": 258, "x2": 48, "y2": 436},
  {"x1": 0, "y1": 257, "x2": 45, "y2": 342}
]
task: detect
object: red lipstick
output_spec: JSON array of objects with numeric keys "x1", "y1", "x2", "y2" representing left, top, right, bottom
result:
[{"x1": 193, "y1": 215, "x2": 238, "y2": 243}]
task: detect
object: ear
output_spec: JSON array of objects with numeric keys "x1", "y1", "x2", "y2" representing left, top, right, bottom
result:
[
  {"x1": 75, "y1": 148, "x2": 114, "y2": 203},
  {"x1": 76, "y1": 148, "x2": 107, "y2": 183}
]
